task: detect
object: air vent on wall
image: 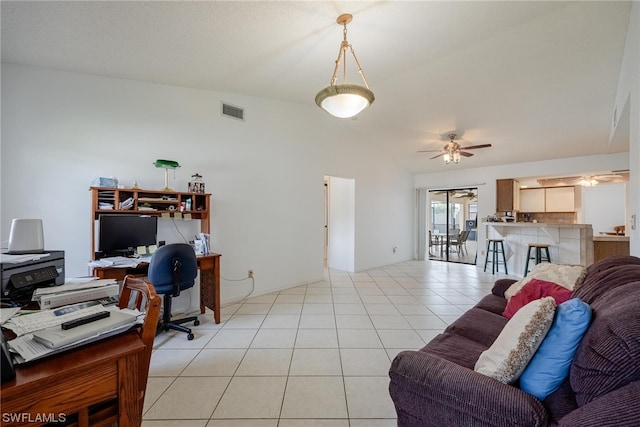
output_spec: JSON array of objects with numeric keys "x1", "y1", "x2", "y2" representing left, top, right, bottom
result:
[{"x1": 221, "y1": 102, "x2": 245, "y2": 121}]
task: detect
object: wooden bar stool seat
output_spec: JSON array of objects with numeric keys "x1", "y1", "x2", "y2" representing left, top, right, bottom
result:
[
  {"x1": 524, "y1": 243, "x2": 551, "y2": 275},
  {"x1": 484, "y1": 239, "x2": 508, "y2": 274}
]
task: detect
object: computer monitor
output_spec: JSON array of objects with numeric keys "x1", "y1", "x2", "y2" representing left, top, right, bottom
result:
[{"x1": 98, "y1": 214, "x2": 158, "y2": 257}]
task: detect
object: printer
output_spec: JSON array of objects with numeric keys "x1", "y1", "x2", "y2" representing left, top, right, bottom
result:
[{"x1": 1, "y1": 251, "x2": 65, "y2": 305}]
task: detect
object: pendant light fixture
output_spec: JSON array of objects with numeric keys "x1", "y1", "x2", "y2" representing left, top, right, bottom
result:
[{"x1": 315, "y1": 14, "x2": 375, "y2": 118}]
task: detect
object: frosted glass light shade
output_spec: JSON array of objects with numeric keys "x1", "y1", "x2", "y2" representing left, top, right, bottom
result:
[{"x1": 315, "y1": 84, "x2": 375, "y2": 118}]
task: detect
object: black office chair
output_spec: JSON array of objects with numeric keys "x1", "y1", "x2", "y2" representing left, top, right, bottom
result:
[{"x1": 148, "y1": 243, "x2": 199, "y2": 340}]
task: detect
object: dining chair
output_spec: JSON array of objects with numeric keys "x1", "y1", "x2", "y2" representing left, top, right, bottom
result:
[
  {"x1": 450, "y1": 230, "x2": 470, "y2": 255},
  {"x1": 118, "y1": 275, "x2": 162, "y2": 420}
]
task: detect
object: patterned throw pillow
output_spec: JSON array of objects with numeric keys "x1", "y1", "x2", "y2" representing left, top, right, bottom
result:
[
  {"x1": 505, "y1": 263, "x2": 587, "y2": 300},
  {"x1": 475, "y1": 297, "x2": 556, "y2": 384}
]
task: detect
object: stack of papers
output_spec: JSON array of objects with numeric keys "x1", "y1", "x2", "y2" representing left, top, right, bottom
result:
[
  {"x1": 5, "y1": 304, "x2": 105, "y2": 336},
  {"x1": 88, "y1": 256, "x2": 142, "y2": 268},
  {"x1": 0, "y1": 252, "x2": 51, "y2": 264},
  {"x1": 6, "y1": 305, "x2": 141, "y2": 363}
]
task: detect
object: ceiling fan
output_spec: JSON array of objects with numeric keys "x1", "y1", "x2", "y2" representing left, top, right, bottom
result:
[
  {"x1": 432, "y1": 189, "x2": 478, "y2": 201},
  {"x1": 418, "y1": 134, "x2": 492, "y2": 164},
  {"x1": 536, "y1": 172, "x2": 629, "y2": 187},
  {"x1": 453, "y1": 190, "x2": 477, "y2": 199}
]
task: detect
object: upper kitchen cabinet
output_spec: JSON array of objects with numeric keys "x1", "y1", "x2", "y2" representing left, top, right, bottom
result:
[
  {"x1": 519, "y1": 186, "x2": 576, "y2": 213},
  {"x1": 545, "y1": 186, "x2": 575, "y2": 212},
  {"x1": 496, "y1": 179, "x2": 520, "y2": 212},
  {"x1": 520, "y1": 188, "x2": 546, "y2": 212}
]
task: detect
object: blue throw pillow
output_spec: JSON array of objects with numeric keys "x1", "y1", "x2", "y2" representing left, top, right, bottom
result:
[{"x1": 519, "y1": 298, "x2": 592, "y2": 400}]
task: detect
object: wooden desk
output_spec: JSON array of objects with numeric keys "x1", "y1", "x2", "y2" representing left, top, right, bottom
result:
[
  {"x1": 93, "y1": 253, "x2": 221, "y2": 324},
  {"x1": 1, "y1": 331, "x2": 144, "y2": 427}
]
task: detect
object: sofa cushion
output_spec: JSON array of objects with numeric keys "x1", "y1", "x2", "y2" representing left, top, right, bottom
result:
[
  {"x1": 444, "y1": 306, "x2": 508, "y2": 347},
  {"x1": 543, "y1": 378, "x2": 579, "y2": 423},
  {"x1": 475, "y1": 297, "x2": 556, "y2": 384},
  {"x1": 571, "y1": 282, "x2": 640, "y2": 407},
  {"x1": 505, "y1": 263, "x2": 587, "y2": 300},
  {"x1": 503, "y1": 278, "x2": 573, "y2": 319},
  {"x1": 519, "y1": 298, "x2": 592, "y2": 400},
  {"x1": 474, "y1": 294, "x2": 509, "y2": 315},
  {"x1": 585, "y1": 255, "x2": 640, "y2": 277},
  {"x1": 492, "y1": 278, "x2": 517, "y2": 297},
  {"x1": 573, "y1": 264, "x2": 640, "y2": 305},
  {"x1": 422, "y1": 332, "x2": 490, "y2": 369}
]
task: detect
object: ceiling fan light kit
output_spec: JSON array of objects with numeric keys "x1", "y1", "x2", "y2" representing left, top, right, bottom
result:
[
  {"x1": 580, "y1": 177, "x2": 599, "y2": 187},
  {"x1": 315, "y1": 14, "x2": 375, "y2": 119},
  {"x1": 418, "y1": 133, "x2": 492, "y2": 164}
]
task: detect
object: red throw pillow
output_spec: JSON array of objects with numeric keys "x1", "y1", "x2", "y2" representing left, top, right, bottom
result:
[{"x1": 503, "y1": 278, "x2": 572, "y2": 319}]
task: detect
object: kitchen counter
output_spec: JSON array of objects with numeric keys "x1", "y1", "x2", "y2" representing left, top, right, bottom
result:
[
  {"x1": 483, "y1": 222, "x2": 594, "y2": 277},
  {"x1": 482, "y1": 222, "x2": 587, "y2": 228},
  {"x1": 593, "y1": 235, "x2": 629, "y2": 262},
  {"x1": 593, "y1": 235, "x2": 629, "y2": 242}
]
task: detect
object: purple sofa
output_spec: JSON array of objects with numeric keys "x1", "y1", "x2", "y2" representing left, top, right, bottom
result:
[{"x1": 389, "y1": 255, "x2": 640, "y2": 427}]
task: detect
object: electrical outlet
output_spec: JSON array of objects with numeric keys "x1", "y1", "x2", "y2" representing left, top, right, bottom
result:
[{"x1": 248, "y1": 269, "x2": 254, "y2": 279}]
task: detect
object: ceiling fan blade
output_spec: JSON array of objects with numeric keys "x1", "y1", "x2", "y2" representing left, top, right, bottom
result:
[
  {"x1": 459, "y1": 151, "x2": 474, "y2": 157},
  {"x1": 537, "y1": 176, "x2": 582, "y2": 186},
  {"x1": 594, "y1": 174, "x2": 622, "y2": 180},
  {"x1": 458, "y1": 144, "x2": 492, "y2": 150},
  {"x1": 430, "y1": 152, "x2": 445, "y2": 160},
  {"x1": 417, "y1": 149, "x2": 443, "y2": 153}
]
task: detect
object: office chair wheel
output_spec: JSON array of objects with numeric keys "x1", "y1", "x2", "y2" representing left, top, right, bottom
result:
[
  {"x1": 194, "y1": 319, "x2": 200, "y2": 326},
  {"x1": 187, "y1": 333, "x2": 195, "y2": 340}
]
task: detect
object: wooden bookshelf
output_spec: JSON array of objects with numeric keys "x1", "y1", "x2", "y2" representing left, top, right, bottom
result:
[{"x1": 90, "y1": 186, "x2": 210, "y2": 260}]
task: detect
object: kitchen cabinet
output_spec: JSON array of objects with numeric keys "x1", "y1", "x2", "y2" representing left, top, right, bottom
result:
[
  {"x1": 519, "y1": 188, "x2": 546, "y2": 212},
  {"x1": 545, "y1": 186, "x2": 575, "y2": 212},
  {"x1": 593, "y1": 236, "x2": 630, "y2": 262},
  {"x1": 496, "y1": 179, "x2": 520, "y2": 212},
  {"x1": 519, "y1": 186, "x2": 575, "y2": 213}
]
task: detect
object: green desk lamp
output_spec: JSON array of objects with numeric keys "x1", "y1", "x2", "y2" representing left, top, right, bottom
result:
[{"x1": 154, "y1": 159, "x2": 180, "y2": 191}]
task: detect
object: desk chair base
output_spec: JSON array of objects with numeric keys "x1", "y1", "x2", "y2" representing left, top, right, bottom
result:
[{"x1": 157, "y1": 293, "x2": 200, "y2": 340}]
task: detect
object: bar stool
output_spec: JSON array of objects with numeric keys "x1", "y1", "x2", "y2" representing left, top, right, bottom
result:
[
  {"x1": 524, "y1": 243, "x2": 551, "y2": 276},
  {"x1": 484, "y1": 239, "x2": 508, "y2": 274}
]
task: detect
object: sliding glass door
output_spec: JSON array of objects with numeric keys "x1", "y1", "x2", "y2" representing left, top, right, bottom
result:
[{"x1": 427, "y1": 188, "x2": 477, "y2": 264}]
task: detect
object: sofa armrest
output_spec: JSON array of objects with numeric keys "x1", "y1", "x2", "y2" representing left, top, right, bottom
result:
[
  {"x1": 389, "y1": 350, "x2": 548, "y2": 427},
  {"x1": 492, "y1": 278, "x2": 518, "y2": 296},
  {"x1": 556, "y1": 380, "x2": 640, "y2": 427}
]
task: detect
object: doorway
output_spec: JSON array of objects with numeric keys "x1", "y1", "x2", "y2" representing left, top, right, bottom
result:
[
  {"x1": 324, "y1": 176, "x2": 355, "y2": 272},
  {"x1": 427, "y1": 188, "x2": 477, "y2": 264}
]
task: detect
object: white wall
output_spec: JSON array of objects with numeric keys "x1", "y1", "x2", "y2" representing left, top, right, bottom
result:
[
  {"x1": 582, "y1": 183, "x2": 626, "y2": 235},
  {"x1": 1, "y1": 64, "x2": 415, "y2": 302},
  {"x1": 619, "y1": 2, "x2": 640, "y2": 255}
]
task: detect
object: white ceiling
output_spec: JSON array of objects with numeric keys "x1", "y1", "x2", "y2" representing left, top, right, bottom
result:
[{"x1": 1, "y1": 1, "x2": 632, "y2": 174}]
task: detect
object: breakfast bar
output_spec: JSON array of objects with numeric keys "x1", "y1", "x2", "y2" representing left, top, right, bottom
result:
[{"x1": 483, "y1": 222, "x2": 594, "y2": 277}]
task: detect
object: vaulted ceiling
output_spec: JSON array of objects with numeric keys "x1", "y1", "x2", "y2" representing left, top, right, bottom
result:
[{"x1": 1, "y1": 1, "x2": 632, "y2": 174}]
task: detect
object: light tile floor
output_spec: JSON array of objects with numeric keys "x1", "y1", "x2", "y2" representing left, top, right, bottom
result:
[{"x1": 142, "y1": 259, "x2": 512, "y2": 426}]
